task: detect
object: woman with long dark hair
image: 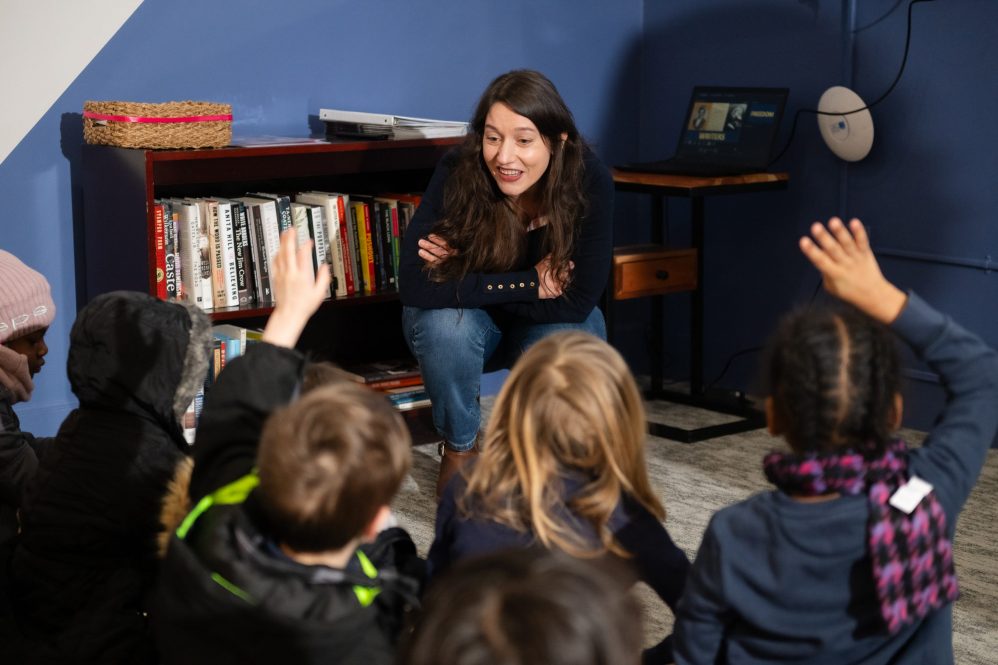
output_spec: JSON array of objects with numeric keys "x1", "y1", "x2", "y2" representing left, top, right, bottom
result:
[{"x1": 399, "y1": 70, "x2": 614, "y2": 497}]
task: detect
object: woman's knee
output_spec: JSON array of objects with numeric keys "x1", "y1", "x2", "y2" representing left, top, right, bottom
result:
[{"x1": 403, "y1": 307, "x2": 495, "y2": 364}]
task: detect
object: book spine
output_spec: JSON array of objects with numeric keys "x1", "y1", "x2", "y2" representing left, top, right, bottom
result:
[
  {"x1": 176, "y1": 202, "x2": 198, "y2": 308},
  {"x1": 181, "y1": 388, "x2": 204, "y2": 445},
  {"x1": 207, "y1": 200, "x2": 227, "y2": 308},
  {"x1": 276, "y1": 196, "x2": 293, "y2": 234},
  {"x1": 322, "y1": 197, "x2": 347, "y2": 298},
  {"x1": 337, "y1": 195, "x2": 355, "y2": 296},
  {"x1": 163, "y1": 201, "x2": 179, "y2": 300},
  {"x1": 232, "y1": 201, "x2": 253, "y2": 307},
  {"x1": 388, "y1": 200, "x2": 400, "y2": 289},
  {"x1": 249, "y1": 204, "x2": 274, "y2": 304},
  {"x1": 259, "y1": 201, "x2": 281, "y2": 300},
  {"x1": 361, "y1": 201, "x2": 376, "y2": 293},
  {"x1": 180, "y1": 201, "x2": 210, "y2": 310},
  {"x1": 218, "y1": 202, "x2": 240, "y2": 308},
  {"x1": 348, "y1": 202, "x2": 366, "y2": 294},
  {"x1": 153, "y1": 202, "x2": 167, "y2": 299},
  {"x1": 381, "y1": 201, "x2": 397, "y2": 291},
  {"x1": 367, "y1": 201, "x2": 388, "y2": 293},
  {"x1": 291, "y1": 204, "x2": 315, "y2": 276},
  {"x1": 195, "y1": 200, "x2": 214, "y2": 309},
  {"x1": 309, "y1": 205, "x2": 333, "y2": 296},
  {"x1": 365, "y1": 376, "x2": 425, "y2": 390}
]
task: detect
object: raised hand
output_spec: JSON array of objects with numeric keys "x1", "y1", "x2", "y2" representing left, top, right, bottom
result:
[
  {"x1": 799, "y1": 217, "x2": 906, "y2": 324},
  {"x1": 418, "y1": 234, "x2": 456, "y2": 267},
  {"x1": 262, "y1": 228, "x2": 332, "y2": 348}
]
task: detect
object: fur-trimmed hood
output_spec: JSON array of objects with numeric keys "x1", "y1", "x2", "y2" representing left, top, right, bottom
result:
[{"x1": 68, "y1": 291, "x2": 212, "y2": 439}]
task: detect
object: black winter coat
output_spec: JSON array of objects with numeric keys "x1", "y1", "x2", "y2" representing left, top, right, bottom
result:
[
  {"x1": 9, "y1": 291, "x2": 212, "y2": 664},
  {"x1": 153, "y1": 343, "x2": 423, "y2": 665}
]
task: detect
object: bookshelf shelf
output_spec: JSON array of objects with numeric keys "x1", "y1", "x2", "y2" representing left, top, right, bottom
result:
[{"x1": 78, "y1": 137, "x2": 460, "y2": 374}]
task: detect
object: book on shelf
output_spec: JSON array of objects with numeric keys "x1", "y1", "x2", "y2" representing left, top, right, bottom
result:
[
  {"x1": 234, "y1": 196, "x2": 281, "y2": 306},
  {"x1": 248, "y1": 192, "x2": 293, "y2": 234},
  {"x1": 295, "y1": 192, "x2": 350, "y2": 297},
  {"x1": 375, "y1": 197, "x2": 401, "y2": 288},
  {"x1": 163, "y1": 201, "x2": 180, "y2": 301},
  {"x1": 241, "y1": 200, "x2": 271, "y2": 305},
  {"x1": 227, "y1": 200, "x2": 256, "y2": 307},
  {"x1": 205, "y1": 199, "x2": 239, "y2": 308},
  {"x1": 341, "y1": 358, "x2": 421, "y2": 386},
  {"x1": 354, "y1": 196, "x2": 388, "y2": 292},
  {"x1": 211, "y1": 323, "x2": 263, "y2": 353},
  {"x1": 319, "y1": 108, "x2": 468, "y2": 140},
  {"x1": 386, "y1": 387, "x2": 431, "y2": 411},
  {"x1": 181, "y1": 388, "x2": 204, "y2": 445},
  {"x1": 290, "y1": 202, "x2": 318, "y2": 279},
  {"x1": 153, "y1": 202, "x2": 167, "y2": 299},
  {"x1": 171, "y1": 199, "x2": 212, "y2": 310},
  {"x1": 348, "y1": 200, "x2": 374, "y2": 294}
]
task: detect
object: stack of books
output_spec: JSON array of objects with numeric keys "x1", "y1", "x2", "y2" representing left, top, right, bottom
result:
[
  {"x1": 319, "y1": 108, "x2": 468, "y2": 140},
  {"x1": 341, "y1": 358, "x2": 430, "y2": 412}
]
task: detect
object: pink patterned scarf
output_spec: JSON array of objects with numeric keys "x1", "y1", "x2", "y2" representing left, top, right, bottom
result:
[{"x1": 764, "y1": 440, "x2": 959, "y2": 634}]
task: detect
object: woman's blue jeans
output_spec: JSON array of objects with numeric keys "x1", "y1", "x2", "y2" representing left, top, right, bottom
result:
[{"x1": 402, "y1": 306, "x2": 606, "y2": 451}]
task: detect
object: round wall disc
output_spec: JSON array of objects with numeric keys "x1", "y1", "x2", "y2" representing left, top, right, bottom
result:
[{"x1": 817, "y1": 86, "x2": 874, "y2": 162}]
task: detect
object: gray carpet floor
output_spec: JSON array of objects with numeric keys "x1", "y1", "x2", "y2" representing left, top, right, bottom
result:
[{"x1": 392, "y1": 396, "x2": 998, "y2": 664}]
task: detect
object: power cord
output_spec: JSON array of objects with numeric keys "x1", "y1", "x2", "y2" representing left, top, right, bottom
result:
[
  {"x1": 706, "y1": 0, "x2": 935, "y2": 391},
  {"x1": 768, "y1": 0, "x2": 936, "y2": 167}
]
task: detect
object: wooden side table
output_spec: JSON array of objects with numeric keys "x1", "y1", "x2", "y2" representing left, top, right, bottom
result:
[{"x1": 608, "y1": 169, "x2": 789, "y2": 442}]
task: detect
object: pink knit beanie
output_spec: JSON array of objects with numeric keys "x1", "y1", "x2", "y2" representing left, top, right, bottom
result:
[{"x1": 0, "y1": 250, "x2": 56, "y2": 344}]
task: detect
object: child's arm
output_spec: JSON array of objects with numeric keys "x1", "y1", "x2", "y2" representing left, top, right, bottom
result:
[
  {"x1": 189, "y1": 229, "x2": 331, "y2": 499},
  {"x1": 673, "y1": 522, "x2": 730, "y2": 665},
  {"x1": 801, "y1": 217, "x2": 998, "y2": 517}
]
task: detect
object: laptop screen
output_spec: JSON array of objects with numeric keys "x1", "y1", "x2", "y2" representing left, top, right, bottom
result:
[{"x1": 674, "y1": 86, "x2": 788, "y2": 168}]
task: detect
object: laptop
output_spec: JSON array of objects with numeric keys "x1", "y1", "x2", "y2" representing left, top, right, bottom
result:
[{"x1": 617, "y1": 86, "x2": 789, "y2": 177}]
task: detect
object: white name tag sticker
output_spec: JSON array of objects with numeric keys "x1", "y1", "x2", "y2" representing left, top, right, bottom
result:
[{"x1": 889, "y1": 475, "x2": 934, "y2": 514}]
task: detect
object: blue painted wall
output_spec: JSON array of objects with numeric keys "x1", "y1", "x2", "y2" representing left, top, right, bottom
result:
[
  {"x1": 0, "y1": 0, "x2": 643, "y2": 435},
  {"x1": 628, "y1": 0, "x2": 998, "y2": 434},
  {"x1": 4, "y1": 0, "x2": 995, "y2": 437}
]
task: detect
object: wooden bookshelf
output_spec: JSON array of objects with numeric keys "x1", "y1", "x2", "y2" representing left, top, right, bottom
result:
[{"x1": 79, "y1": 138, "x2": 459, "y2": 443}]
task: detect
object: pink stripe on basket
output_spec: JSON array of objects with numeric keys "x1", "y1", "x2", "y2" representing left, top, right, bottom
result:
[{"x1": 83, "y1": 111, "x2": 232, "y2": 124}]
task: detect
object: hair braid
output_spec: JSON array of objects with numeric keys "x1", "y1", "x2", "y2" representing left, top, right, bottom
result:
[{"x1": 766, "y1": 305, "x2": 901, "y2": 454}]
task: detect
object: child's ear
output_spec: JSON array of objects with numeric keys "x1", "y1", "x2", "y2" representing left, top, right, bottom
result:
[
  {"x1": 360, "y1": 505, "x2": 393, "y2": 543},
  {"x1": 765, "y1": 396, "x2": 782, "y2": 436}
]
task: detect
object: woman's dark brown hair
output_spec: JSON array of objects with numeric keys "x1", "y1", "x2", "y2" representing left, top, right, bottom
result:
[{"x1": 428, "y1": 70, "x2": 588, "y2": 287}]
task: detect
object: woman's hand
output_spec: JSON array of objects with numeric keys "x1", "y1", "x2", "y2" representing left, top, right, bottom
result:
[
  {"x1": 535, "y1": 254, "x2": 574, "y2": 300},
  {"x1": 418, "y1": 234, "x2": 456, "y2": 267},
  {"x1": 799, "y1": 217, "x2": 906, "y2": 324},
  {"x1": 262, "y1": 228, "x2": 332, "y2": 348}
]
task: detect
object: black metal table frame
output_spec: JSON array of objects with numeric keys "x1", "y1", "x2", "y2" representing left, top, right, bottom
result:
[{"x1": 609, "y1": 172, "x2": 789, "y2": 443}]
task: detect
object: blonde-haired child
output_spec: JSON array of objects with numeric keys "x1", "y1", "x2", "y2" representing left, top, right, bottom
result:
[{"x1": 429, "y1": 330, "x2": 689, "y2": 663}]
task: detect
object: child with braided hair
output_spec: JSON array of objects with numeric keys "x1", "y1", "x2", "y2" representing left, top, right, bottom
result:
[{"x1": 674, "y1": 217, "x2": 998, "y2": 664}]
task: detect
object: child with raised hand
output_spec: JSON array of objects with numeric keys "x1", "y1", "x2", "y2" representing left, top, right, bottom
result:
[
  {"x1": 153, "y1": 229, "x2": 423, "y2": 665},
  {"x1": 428, "y1": 330, "x2": 690, "y2": 664},
  {"x1": 674, "y1": 217, "x2": 998, "y2": 664}
]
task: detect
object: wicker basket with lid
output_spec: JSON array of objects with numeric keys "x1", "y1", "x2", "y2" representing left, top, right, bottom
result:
[{"x1": 83, "y1": 100, "x2": 232, "y2": 149}]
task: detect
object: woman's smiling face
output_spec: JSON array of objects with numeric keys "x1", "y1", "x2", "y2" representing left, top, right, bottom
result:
[{"x1": 481, "y1": 102, "x2": 552, "y2": 203}]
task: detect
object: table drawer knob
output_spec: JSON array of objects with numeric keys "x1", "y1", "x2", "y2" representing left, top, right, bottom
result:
[{"x1": 656, "y1": 270, "x2": 670, "y2": 280}]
